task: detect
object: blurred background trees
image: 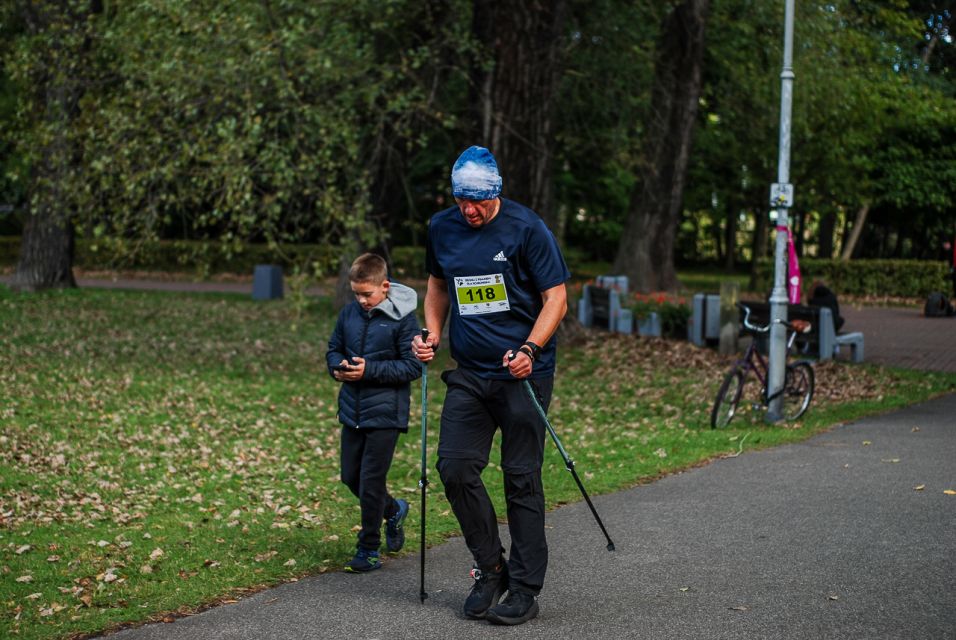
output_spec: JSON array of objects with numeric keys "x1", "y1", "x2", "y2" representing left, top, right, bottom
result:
[{"x1": 1, "y1": 0, "x2": 953, "y2": 291}]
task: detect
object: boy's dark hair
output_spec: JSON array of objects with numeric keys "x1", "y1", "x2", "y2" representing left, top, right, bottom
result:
[{"x1": 349, "y1": 253, "x2": 388, "y2": 284}]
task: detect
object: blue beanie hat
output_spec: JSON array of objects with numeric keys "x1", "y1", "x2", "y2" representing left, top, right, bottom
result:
[{"x1": 451, "y1": 146, "x2": 502, "y2": 200}]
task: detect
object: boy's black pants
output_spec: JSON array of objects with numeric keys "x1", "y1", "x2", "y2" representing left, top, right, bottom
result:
[
  {"x1": 436, "y1": 368, "x2": 554, "y2": 595},
  {"x1": 340, "y1": 427, "x2": 401, "y2": 551}
]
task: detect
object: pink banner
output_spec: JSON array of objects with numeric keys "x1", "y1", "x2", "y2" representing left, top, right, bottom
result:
[{"x1": 777, "y1": 225, "x2": 801, "y2": 304}]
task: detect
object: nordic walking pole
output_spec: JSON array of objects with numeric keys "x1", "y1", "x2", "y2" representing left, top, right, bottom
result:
[
  {"x1": 509, "y1": 352, "x2": 615, "y2": 552},
  {"x1": 418, "y1": 328, "x2": 430, "y2": 603}
]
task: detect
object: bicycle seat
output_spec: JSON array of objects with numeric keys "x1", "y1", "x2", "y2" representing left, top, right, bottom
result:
[{"x1": 791, "y1": 319, "x2": 812, "y2": 334}]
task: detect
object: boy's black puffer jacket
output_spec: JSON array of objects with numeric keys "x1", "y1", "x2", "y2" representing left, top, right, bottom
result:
[{"x1": 326, "y1": 283, "x2": 421, "y2": 431}]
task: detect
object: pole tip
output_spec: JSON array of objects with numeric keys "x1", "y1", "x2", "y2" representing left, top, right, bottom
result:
[
  {"x1": 606, "y1": 542, "x2": 615, "y2": 552},
  {"x1": 420, "y1": 592, "x2": 428, "y2": 604}
]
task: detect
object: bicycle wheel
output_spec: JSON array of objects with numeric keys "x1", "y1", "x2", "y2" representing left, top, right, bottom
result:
[
  {"x1": 711, "y1": 368, "x2": 746, "y2": 428},
  {"x1": 782, "y1": 362, "x2": 814, "y2": 421}
]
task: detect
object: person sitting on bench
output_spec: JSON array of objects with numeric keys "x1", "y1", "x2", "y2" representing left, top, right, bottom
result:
[{"x1": 808, "y1": 280, "x2": 845, "y2": 332}]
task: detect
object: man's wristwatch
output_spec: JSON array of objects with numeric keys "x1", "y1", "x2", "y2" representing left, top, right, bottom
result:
[{"x1": 519, "y1": 341, "x2": 542, "y2": 361}]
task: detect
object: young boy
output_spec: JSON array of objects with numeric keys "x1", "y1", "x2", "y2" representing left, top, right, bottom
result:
[{"x1": 326, "y1": 253, "x2": 422, "y2": 572}]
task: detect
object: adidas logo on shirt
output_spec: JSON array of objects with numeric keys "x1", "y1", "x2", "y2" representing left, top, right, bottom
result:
[{"x1": 493, "y1": 251, "x2": 507, "y2": 262}]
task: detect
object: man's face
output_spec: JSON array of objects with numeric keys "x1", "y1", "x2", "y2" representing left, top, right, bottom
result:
[
  {"x1": 351, "y1": 279, "x2": 389, "y2": 311},
  {"x1": 455, "y1": 197, "x2": 499, "y2": 228}
]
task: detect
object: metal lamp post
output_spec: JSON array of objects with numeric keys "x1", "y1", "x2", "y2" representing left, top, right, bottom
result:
[{"x1": 766, "y1": 0, "x2": 795, "y2": 422}]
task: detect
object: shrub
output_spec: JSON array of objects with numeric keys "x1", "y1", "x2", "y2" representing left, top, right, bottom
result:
[
  {"x1": 752, "y1": 258, "x2": 951, "y2": 298},
  {"x1": 389, "y1": 246, "x2": 426, "y2": 280},
  {"x1": 629, "y1": 292, "x2": 691, "y2": 339},
  {"x1": 0, "y1": 236, "x2": 341, "y2": 276}
]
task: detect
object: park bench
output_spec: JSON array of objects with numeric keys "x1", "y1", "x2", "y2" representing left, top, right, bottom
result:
[
  {"x1": 576, "y1": 275, "x2": 665, "y2": 336},
  {"x1": 738, "y1": 300, "x2": 864, "y2": 363},
  {"x1": 577, "y1": 282, "x2": 633, "y2": 334}
]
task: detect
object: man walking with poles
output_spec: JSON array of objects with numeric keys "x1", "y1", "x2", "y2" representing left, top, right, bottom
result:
[{"x1": 412, "y1": 146, "x2": 570, "y2": 625}]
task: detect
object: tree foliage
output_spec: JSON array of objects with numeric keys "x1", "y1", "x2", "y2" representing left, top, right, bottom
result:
[{"x1": 2, "y1": 0, "x2": 953, "y2": 289}]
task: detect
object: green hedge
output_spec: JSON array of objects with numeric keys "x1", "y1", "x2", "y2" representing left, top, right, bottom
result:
[
  {"x1": 0, "y1": 236, "x2": 430, "y2": 279},
  {"x1": 1, "y1": 236, "x2": 342, "y2": 276},
  {"x1": 753, "y1": 258, "x2": 951, "y2": 298}
]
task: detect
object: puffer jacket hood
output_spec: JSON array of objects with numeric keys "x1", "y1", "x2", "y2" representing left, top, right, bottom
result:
[{"x1": 371, "y1": 282, "x2": 417, "y2": 321}]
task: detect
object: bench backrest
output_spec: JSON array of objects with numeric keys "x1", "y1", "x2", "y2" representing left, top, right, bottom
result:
[{"x1": 589, "y1": 286, "x2": 612, "y2": 330}]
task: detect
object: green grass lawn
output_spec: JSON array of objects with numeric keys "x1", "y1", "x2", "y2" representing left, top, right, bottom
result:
[{"x1": 1, "y1": 285, "x2": 953, "y2": 639}]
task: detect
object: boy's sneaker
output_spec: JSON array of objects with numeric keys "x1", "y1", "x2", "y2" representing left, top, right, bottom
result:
[
  {"x1": 485, "y1": 589, "x2": 539, "y2": 626},
  {"x1": 344, "y1": 548, "x2": 381, "y2": 573},
  {"x1": 462, "y1": 562, "x2": 508, "y2": 619},
  {"x1": 385, "y1": 498, "x2": 409, "y2": 553}
]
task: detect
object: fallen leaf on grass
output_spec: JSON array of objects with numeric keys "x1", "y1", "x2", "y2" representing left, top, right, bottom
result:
[
  {"x1": 15, "y1": 575, "x2": 33, "y2": 583},
  {"x1": 15, "y1": 545, "x2": 31, "y2": 555},
  {"x1": 914, "y1": 485, "x2": 925, "y2": 491},
  {"x1": 828, "y1": 595, "x2": 840, "y2": 601},
  {"x1": 862, "y1": 441, "x2": 872, "y2": 446},
  {"x1": 39, "y1": 603, "x2": 66, "y2": 617}
]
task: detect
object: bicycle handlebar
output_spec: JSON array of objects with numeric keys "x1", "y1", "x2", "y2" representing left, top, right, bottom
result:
[
  {"x1": 736, "y1": 303, "x2": 768, "y2": 333},
  {"x1": 736, "y1": 302, "x2": 812, "y2": 335}
]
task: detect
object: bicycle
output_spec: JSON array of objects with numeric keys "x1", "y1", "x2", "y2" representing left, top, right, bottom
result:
[{"x1": 710, "y1": 302, "x2": 815, "y2": 428}]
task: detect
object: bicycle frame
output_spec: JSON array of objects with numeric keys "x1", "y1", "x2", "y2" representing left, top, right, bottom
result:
[
  {"x1": 735, "y1": 305, "x2": 802, "y2": 406},
  {"x1": 736, "y1": 340, "x2": 769, "y2": 400}
]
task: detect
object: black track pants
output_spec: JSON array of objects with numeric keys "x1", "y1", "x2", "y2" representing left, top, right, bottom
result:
[
  {"x1": 340, "y1": 427, "x2": 401, "y2": 551},
  {"x1": 436, "y1": 368, "x2": 553, "y2": 594}
]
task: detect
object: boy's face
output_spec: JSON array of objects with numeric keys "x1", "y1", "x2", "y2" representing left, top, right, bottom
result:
[{"x1": 351, "y1": 279, "x2": 389, "y2": 311}]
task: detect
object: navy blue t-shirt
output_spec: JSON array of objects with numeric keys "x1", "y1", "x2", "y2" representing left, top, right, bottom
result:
[{"x1": 425, "y1": 198, "x2": 571, "y2": 379}]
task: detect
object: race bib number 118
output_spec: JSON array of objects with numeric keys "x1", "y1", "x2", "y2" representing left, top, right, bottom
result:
[{"x1": 455, "y1": 273, "x2": 511, "y2": 316}]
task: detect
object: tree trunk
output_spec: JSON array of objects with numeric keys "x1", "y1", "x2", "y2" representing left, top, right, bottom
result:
[
  {"x1": 12, "y1": 61, "x2": 78, "y2": 291},
  {"x1": 12, "y1": 200, "x2": 76, "y2": 292},
  {"x1": 471, "y1": 0, "x2": 568, "y2": 236},
  {"x1": 612, "y1": 0, "x2": 710, "y2": 292},
  {"x1": 839, "y1": 202, "x2": 869, "y2": 261},
  {"x1": 11, "y1": 0, "x2": 102, "y2": 291},
  {"x1": 747, "y1": 210, "x2": 768, "y2": 290},
  {"x1": 12, "y1": 65, "x2": 79, "y2": 292},
  {"x1": 817, "y1": 210, "x2": 836, "y2": 259},
  {"x1": 723, "y1": 204, "x2": 737, "y2": 270}
]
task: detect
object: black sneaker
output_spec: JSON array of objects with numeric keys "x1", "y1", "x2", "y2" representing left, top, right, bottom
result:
[
  {"x1": 343, "y1": 548, "x2": 381, "y2": 573},
  {"x1": 385, "y1": 498, "x2": 409, "y2": 553},
  {"x1": 485, "y1": 589, "x2": 539, "y2": 626},
  {"x1": 462, "y1": 562, "x2": 508, "y2": 619}
]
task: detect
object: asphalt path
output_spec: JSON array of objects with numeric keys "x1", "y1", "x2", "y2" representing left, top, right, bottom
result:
[{"x1": 103, "y1": 393, "x2": 956, "y2": 640}]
